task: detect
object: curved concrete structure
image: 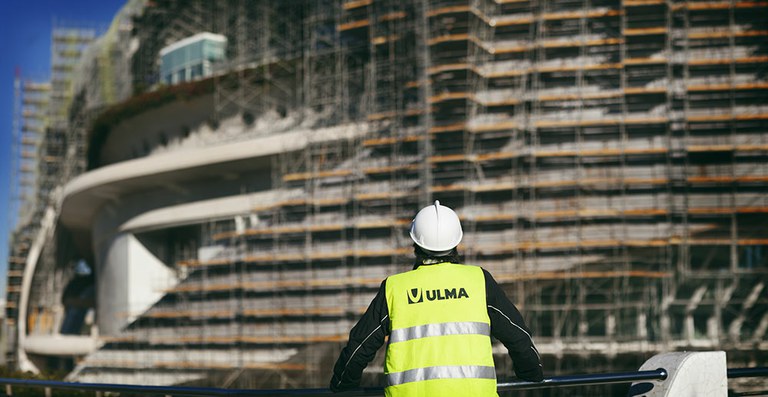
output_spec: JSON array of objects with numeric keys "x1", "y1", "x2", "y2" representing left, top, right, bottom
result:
[
  {"x1": 17, "y1": 205, "x2": 58, "y2": 373},
  {"x1": 24, "y1": 335, "x2": 99, "y2": 357},
  {"x1": 62, "y1": 124, "x2": 364, "y2": 237},
  {"x1": 58, "y1": 123, "x2": 366, "y2": 336}
]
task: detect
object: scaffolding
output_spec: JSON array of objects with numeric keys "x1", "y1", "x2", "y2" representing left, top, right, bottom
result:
[
  {"x1": 6, "y1": 74, "x2": 51, "y2": 365},
  {"x1": 11, "y1": 0, "x2": 768, "y2": 391},
  {"x1": 5, "y1": 23, "x2": 100, "y2": 369}
]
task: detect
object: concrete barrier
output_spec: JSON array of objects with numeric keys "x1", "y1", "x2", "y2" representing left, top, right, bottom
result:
[{"x1": 628, "y1": 351, "x2": 728, "y2": 397}]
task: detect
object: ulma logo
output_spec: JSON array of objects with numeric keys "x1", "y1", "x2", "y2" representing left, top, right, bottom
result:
[
  {"x1": 407, "y1": 288, "x2": 423, "y2": 304},
  {"x1": 407, "y1": 287, "x2": 469, "y2": 304}
]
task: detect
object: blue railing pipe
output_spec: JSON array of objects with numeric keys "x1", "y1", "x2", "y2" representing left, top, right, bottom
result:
[
  {"x1": 497, "y1": 368, "x2": 668, "y2": 391},
  {"x1": 728, "y1": 367, "x2": 768, "y2": 379},
  {"x1": 0, "y1": 368, "x2": 667, "y2": 396},
  {"x1": 0, "y1": 367, "x2": 765, "y2": 396}
]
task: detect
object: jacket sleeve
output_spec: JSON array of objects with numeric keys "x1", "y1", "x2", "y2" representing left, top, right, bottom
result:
[
  {"x1": 483, "y1": 269, "x2": 544, "y2": 382},
  {"x1": 329, "y1": 280, "x2": 390, "y2": 392}
]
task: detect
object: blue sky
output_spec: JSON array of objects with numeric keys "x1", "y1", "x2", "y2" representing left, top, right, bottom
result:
[{"x1": 0, "y1": 1, "x2": 126, "y2": 299}]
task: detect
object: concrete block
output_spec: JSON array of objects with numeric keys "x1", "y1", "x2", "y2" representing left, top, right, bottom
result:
[{"x1": 628, "y1": 351, "x2": 727, "y2": 397}]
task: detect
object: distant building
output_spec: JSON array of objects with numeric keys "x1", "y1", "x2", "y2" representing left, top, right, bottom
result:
[
  {"x1": 5, "y1": 0, "x2": 768, "y2": 391},
  {"x1": 159, "y1": 33, "x2": 227, "y2": 85}
]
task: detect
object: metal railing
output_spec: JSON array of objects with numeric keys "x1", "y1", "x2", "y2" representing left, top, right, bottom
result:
[
  {"x1": 0, "y1": 367, "x2": 765, "y2": 396},
  {"x1": 0, "y1": 368, "x2": 668, "y2": 396}
]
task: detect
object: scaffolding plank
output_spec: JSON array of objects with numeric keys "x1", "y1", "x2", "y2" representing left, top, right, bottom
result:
[
  {"x1": 539, "y1": 62, "x2": 624, "y2": 73},
  {"x1": 242, "y1": 307, "x2": 345, "y2": 317},
  {"x1": 282, "y1": 169, "x2": 353, "y2": 182},
  {"x1": 180, "y1": 257, "x2": 236, "y2": 267},
  {"x1": 688, "y1": 56, "x2": 768, "y2": 65},
  {"x1": 541, "y1": 37, "x2": 623, "y2": 48},
  {"x1": 379, "y1": 11, "x2": 407, "y2": 22},
  {"x1": 534, "y1": 119, "x2": 616, "y2": 128},
  {"x1": 244, "y1": 362, "x2": 308, "y2": 371},
  {"x1": 624, "y1": 57, "x2": 667, "y2": 65},
  {"x1": 539, "y1": 9, "x2": 622, "y2": 21},
  {"x1": 372, "y1": 35, "x2": 401, "y2": 45},
  {"x1": 687, "y1": 238, "x2": 768, "y2": 246},
  {"x1": 470, "y1": 96, "x2": 521, "y2": 106},
  {"x1": 429, "y1": 154, "x2": 466, "y2": 163},
  {"x1": 354, "y1": 191, "x2": 411, "y2": 200},
  {"x1": 624, "y1": 87, "x2": 667, "y2": 94},
  {"x1": 469, "y1": 182, "x2": 517, "y2": 192},
  {"x1": 475, "y1": 68, "x2": 527, "y2": 78},
  {"x1": 362, "y1": 135, "x2": 423, "y2": 147},
  {"x1": 338, "y1": 19, "x2": 370, "y2": 31},
  {"x1": 363, "y1": 164, "x2": 419, "y2": 174},
  {"x1": 468, "y1": 120, "x2": 518, "y2": 132},
  {"x1": 427, "y1": 5, "x2": 470, "y2": 17},
  {"x1": 429, "y1": 122, "x2": 466, "y2": 134},
  {"x1": 479, "y1": 238, "x2": 672, "y2": 252},
  {"x1": 539, "y1": 91, "x2": 623, "y2": 101},
  {"x1": 688, "y1": 30, "x2": 768, "y2": 39},
  {"x1": 474, "y1": 151, "x2": 518, "y2": 161},
  {"x1": 428, "y1": 63, "x2": 469, "y2": 74},
  {"x1": 495, "y1": 270, "x2": 672, "y2": 282},
  {"x1": 342, "y1": 0, "x2": 371, "y2": 10},
  {"x1": 687, "y1": 113, "x2": 768, "y2": 122},
  {"x1": 688, "y1": 208, "x2": 736, "y2": 215},
  {"x1": 367, "y1": 111, "x2": 396, "y2": 121},
  {"x1": 477, "y1": 43, "x2": 530, "y2": 54},
  {"x1": 429, "y1": 92, "x2": 470, "y2": 103},
  {"x1": 688, "y1": 175, "x2": 768, "y2": 183},
  {"x1": 687, "y1": 82, "x2": 768, "y2": 91},
  {"x1": 431, "y1": 184, "x2": 466, "y2": 192},
  {"x1": 356, "y1": 247, "x2": 410, "y2": 257},
  {"x1": 355, "y1": 219, "x2": 410, "y2": 229},
  {"x1": 487, "y1": 16, "x2": 534, "y2": 27},
  {"x1": 464, "y1": 213, "x2": 517, "y2": 222},
  {"x1": 155, "y1": 361, "x2": 235, "y2": 370},
  {"x1": 534, "y1": 147, "x2": 668, "y2": 157},
  {"x1": 672, "y1": 1, "x2": 768, "y2": 10},
  {"x1": 624, "y1": 27, "x2": 667, "y2": 35},
  {"x1": 428, "y1": 33, "x2": 469, "y2": 45},
  {"x1": 624, "y1": 0, "x2": 666, "y2": 5},
  {"x1": 145, "y1": 309, "x2": 235, "y2": 319},
  {"x1": 240, "y1": 335, "x2": 347, "y2": 344}
]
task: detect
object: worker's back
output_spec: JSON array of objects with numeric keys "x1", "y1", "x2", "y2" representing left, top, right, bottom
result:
[{"x1": 384, "y1": 262, "x2": 497, "y2": 397}]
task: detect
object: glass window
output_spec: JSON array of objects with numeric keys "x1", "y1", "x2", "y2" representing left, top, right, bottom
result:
[
  {"x1": 191, "y1": 63, "x2": 203, "y2": 79},
  {"x1": 159, "y1": 33, "x2": 227, "y2": 85}
]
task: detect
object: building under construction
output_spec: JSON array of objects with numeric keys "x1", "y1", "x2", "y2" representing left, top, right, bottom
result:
[{"x1": 6, "y1": 0, "x2": 768, "y2": 392}]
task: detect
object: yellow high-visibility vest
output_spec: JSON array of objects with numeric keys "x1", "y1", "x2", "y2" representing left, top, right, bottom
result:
[{"x1": 384, "y1": 262, "x2": 497, "y2": 397}]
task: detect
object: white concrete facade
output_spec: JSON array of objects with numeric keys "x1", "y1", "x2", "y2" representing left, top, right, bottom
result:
[
  {"x1": 58, "y1": 118, "x2": 366, "y2": 336},
  {"x1": 99, "y1": 233, "x2": 177, "y2": 335}
]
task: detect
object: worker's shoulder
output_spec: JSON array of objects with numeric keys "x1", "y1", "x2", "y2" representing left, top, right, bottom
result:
[{"x1": 385, "y1": 268, "x2": 416, "y2": 282}]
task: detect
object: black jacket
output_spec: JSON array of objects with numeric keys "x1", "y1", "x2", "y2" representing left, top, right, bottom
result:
[{"x1": 329, "y1": 266, "x2": 544, "y2": 391}]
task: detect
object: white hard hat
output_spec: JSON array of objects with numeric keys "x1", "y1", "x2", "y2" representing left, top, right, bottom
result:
[{"x1": 409, "y1": 200, "x2": 463, "y2": 253}]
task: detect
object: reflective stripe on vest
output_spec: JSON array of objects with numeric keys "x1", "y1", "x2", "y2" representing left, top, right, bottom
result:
[
  {"x1": 389, "y1": 321, "x2": 490, "y2": 344},
  {"x1": 387, "y1": 365, "x2": 496, "y2": 386}
]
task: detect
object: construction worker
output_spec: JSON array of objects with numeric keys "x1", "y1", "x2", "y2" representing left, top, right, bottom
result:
[{"x1": 330, "y1": 201, "x2": 543, "y2": 396}]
